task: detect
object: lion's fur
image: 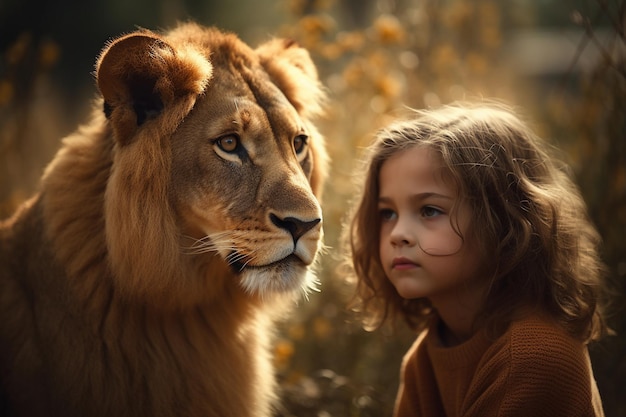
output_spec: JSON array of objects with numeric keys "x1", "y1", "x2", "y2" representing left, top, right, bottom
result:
[{"x1": 0, "y1": 22, "x2": 327, "y2": 417}]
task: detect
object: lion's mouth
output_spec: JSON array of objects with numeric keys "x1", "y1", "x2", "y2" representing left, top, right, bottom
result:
[
  {"x1": 231, "y1": 252, "x2": 314, "y2": 295},
  {"x1": 230, "y1": 253, "x2": 303, "y2": 275}
]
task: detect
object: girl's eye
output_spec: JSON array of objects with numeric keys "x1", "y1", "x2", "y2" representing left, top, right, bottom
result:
[
  {"x1": 293, "y1": 134, "x2": 308, "y2": 154},
  {"x1": 422, "y1": 206, "x2": 443, "y2": 218},
  {"x1": 215, "y1": 135, "x2": 240, "y2": 153},
  {"x1": 379, "y1": 208, "x2": 397, "y2": 221}
]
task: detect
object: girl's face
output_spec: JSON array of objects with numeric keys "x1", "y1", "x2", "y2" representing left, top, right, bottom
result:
[{"x1": 377, "y1": 145, "x2": 486, "y2": 306}]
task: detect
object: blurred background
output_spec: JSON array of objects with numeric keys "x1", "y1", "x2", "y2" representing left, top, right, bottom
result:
[{"x1": 1, "y1": 0, "x2": 624, "y2": 415}]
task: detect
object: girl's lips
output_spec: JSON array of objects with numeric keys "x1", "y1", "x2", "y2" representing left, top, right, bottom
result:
[{"x1": 392, "y1": 257, "x2": 418, "y2": 270}]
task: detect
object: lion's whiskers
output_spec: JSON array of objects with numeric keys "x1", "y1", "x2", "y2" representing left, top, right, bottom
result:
[
  {"x1": 181, "y1": 232, "x2": 236, "y2": 255},
  {"x1": 225, "y1": 251, "x2": 248, "y2": 265},
  {"x1": 182, "y1": 234, "x2": 263, "y2": 271}
]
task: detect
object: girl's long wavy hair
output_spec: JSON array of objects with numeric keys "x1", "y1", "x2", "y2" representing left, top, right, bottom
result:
[{"x1": 341, "y1": 102, "x2": 608, "y2": 342}]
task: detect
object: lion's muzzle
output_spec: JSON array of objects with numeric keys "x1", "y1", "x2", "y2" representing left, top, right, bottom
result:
[{"x1": 270, "y1": 214, "x2": 320, "y2": 244}]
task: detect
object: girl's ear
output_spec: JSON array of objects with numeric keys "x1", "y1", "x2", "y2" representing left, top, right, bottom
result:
[{"x1": 96, "y1": 31, "x2": 212, "y2": 145}]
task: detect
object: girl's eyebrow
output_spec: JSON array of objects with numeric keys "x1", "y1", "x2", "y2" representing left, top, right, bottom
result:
[{"x1": 378, "y1": 192, "x2": 453, "y2": 204}]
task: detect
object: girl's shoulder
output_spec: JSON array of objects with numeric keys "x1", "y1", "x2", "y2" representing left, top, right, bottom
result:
[
  {"x1": 474, "y1": 312, "x2": 603, "y2": 416},
  {"x1": 507, "y1": 310, "x2": 581, "y2": 348},
  {"x1": 488, "y1": 309, "x2": 589, "y2": 372}
]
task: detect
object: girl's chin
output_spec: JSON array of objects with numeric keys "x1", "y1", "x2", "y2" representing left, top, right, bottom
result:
[{"x1": 390, "y1": 277, "x2": 428, "y2": 300}]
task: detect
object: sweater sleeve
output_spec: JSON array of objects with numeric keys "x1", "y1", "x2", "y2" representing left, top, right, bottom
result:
[
  {"x1": 394, "y1": 331, "x2": 445, "y2": 417},
  {"x1": 463, "y1": 317, "x2": 604, "y2": 417},
  {"x1": 394, "y1": 340, "x2": 421, "y2": 417}
]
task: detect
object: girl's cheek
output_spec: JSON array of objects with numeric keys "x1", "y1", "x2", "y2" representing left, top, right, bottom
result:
[
  {"x1": 418, "y1": 228, "x2": 463, "y2": 256},
  {"x1": 379, "y1": 239, "x2": 392, "y2": 270}
]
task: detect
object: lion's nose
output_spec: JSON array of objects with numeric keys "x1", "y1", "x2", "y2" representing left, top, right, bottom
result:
[{"x1": 270, "y1": 214, "x2": 321, "y2": 243}]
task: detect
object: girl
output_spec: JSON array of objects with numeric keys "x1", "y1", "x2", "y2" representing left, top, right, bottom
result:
[{"x1": 342, "y1": 102, "x2": 608, "y2": 416}]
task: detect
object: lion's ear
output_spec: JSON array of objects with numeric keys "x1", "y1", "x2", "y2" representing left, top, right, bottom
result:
[
  {"x1": 256, "y1": 39, "x2": 326, "y2": 118},
  {"x1": 96, "y1": 31, "x2": 212, "y2": 144}
]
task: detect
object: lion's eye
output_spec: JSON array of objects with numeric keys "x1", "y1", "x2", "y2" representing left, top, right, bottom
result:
[
  {"x1": 293, "y1": 134, "x2": 308, "y2": 155},
  {"x1": 215, "y1": 135, "x2": 239, "y2": 153}
]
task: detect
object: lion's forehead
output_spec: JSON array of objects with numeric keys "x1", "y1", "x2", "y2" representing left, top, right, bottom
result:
[
  {"x1": 193, "y1": 81, "x2": 305, "y2": 156},
  {"x1": 232, "y1": 94, "x2": 301, "y2": 131},
  {"x1": 209, "y1": 65, "x2": 300, "y2": 126}
]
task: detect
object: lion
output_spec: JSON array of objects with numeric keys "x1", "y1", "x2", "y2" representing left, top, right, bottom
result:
[{"x1": 0, "y1": 22, "x2": 327, "y2": 417}]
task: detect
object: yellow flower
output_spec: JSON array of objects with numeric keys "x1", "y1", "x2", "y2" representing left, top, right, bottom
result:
[
  {"x1": 336, "y1": 31, "x2": 365, "y2": 52},
  {"x1": 320, "y1": 42, "x2": 343, "y2": 60},
  {"x1": 373, "y1": 14, "x2": 406, "y2": 44},
  {"x1": 375, "y1": 74, "x2": 401, "y2": 99},
  {"x1": 300, "y1": 14, "x2": 336, "y2": 37},
  {"x1": 365, "y1": 50, "x2": 390, "y2": 70},
  {"x1": 273, "y1": 339, "x2": 295, "y2": 368}
]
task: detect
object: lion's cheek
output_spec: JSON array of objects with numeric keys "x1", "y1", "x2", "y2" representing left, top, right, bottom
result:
[{"x1": 182, "y1": 201, "x2": 232, "y2": 239}]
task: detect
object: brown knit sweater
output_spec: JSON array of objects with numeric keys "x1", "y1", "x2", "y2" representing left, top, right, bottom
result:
[{"x1": 394, "y1": 312, "x2": 604, "y2": 417}]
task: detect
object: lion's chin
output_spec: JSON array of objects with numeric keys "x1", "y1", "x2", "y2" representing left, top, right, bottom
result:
[{"x1": 235, "y1": 255, "x2": 316, "y2": 298}]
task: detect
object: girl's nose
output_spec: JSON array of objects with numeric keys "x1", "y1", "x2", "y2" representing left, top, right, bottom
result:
[{"x1": 389, "y1": 219, "x2": 415, "y2": 247}]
